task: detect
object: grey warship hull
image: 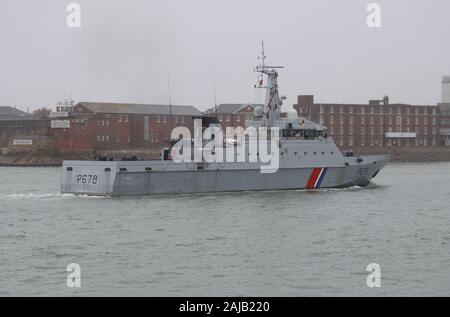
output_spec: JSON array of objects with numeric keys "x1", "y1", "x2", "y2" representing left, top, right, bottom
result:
[{"x1": 60, "y1": 154, "x2": 388, "y2": 196}]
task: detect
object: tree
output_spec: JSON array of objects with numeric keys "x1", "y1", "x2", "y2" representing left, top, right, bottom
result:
[{"x1": 33, "y1": 107, "x2": 52, "y2": 118}]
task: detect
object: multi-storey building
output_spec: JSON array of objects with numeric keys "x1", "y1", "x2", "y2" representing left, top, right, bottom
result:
[
  {"x1": 439, "y1": 103, "x2": 450, "y2": 146},
  {"x1": 294, "y1": 95, "x2": 441, "y2": 148},
  {"x1": 51, "y1": 102, "x2": 203, "y2": 151}
]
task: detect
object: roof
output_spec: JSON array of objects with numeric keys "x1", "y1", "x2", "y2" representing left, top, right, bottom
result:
[
  {"x1": 0, "y1": 106, "x2": 33, "y2": 120},
  {"x1": 77, "y1": 102, "x2": 203, "y2": 116},
  {"x1": 206, "y1": 103, "x2": 262, "y2": 114}
]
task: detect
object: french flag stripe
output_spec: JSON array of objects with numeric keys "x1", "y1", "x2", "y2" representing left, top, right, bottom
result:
[
  {"x1": 306, "y1": 168, "x2": 322, "y2": 189},
  {"x1": 315, "y1": 167, "x2": 328, "y2": 188}
]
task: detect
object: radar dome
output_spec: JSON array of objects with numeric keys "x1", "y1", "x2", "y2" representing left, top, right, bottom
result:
[
  {"x1": 286, "y1": 109, "x2": 298, "y2": 121},
  {"x1": 254, "y1": 106, "x2": 264, "y2": 118}
]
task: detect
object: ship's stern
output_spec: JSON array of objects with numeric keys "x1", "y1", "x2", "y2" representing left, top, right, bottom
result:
[{"x1": 60, "y1": 160, "x2": 118, "y2": 196}]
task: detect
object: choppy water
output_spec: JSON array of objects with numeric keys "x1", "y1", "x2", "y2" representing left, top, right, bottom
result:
[{"x1": 1, "y1": 163, "x2": 450, "y2": 296}]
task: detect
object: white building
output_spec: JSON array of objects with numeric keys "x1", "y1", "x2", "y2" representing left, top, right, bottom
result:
[{"x1": 442, "y1": 76, "x2": 450, "y2": 103}]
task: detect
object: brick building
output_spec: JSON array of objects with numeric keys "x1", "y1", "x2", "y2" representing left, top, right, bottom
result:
[
  {"x1": 439, "y1": 103, "x2": 450, "y2": 146},
  {"x1": 52, "y1": 102, "x2": 202, "y2": 151},
  {"x1": 294, "y1": 95, "x2": 440, "y2": 148},
  {"x1": 204, "y1": 104, "x2": 261, "y2": 130}
]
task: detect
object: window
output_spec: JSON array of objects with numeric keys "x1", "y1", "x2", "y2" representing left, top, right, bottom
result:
[
  {"x1": 361, "y1": 115, "x2": 365, "y2": 124},
  {"x1": 97, "y1": 136, "x2": 101, "y2": 141},
  {"x1": 156, "y1": 115, "x2": 161, "y2": 123},
  {"x1": 339, "y1": 106, "x2": 343, "y2": 114},
  {"x1": 106, "y1": 120, "x2": 110, "y2": 127},
  {"x1": 144, "y1": 116, "x2": 149, "y2": 141},
  {"x1": 106, "y1": 136, "x2": 109, "y2": 142},
  {"x1": 181, "y1": 116, "x2": 185, "y2": 124},
  {"x1": 124, "y1": 114, "x2": 129, "y2": 122},
  {"x1": 348, "y1": 137, "x2": 353, "y2": 146},
  {"x1": 162, "y1": 115, "x2": 167, "y2": 123},
  {"x1": 349, "y1": 106, "x2": 353, "y2": 114},
  {"x1": 329, "y1": 105, "x2": 334, "y2": 114},
  {"x1": 361, "y1": 127, "x2": 365, "y2": 135},
  {"x1": 349, "y1": 126, "x2": 353, "y2": 135}
]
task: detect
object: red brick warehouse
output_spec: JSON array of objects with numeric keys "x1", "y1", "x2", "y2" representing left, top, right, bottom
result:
[{"x1": 52, "y1": 102, "x2": 203, "y2": 152}]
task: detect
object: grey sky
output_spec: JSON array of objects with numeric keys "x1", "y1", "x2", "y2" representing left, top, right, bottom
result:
[{"x1": 1, "y1": 0, "x2": 449, "y2": 112}]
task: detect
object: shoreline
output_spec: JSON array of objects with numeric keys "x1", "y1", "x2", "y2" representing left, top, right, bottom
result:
[{"x1": 2, "y1": 151, "x2": 450, "y2": 167}]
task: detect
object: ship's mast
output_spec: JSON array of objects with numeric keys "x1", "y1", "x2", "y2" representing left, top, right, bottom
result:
[{"x1": 255, "y1": 41, "x2": 284, "y2": 127}]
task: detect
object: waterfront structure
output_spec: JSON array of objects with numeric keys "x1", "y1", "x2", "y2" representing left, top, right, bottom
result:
[
  {"x1": 294, "y1": 95, "x2": 440, "y2": 148},
  {"x1": 0, "y1": 106, "x2": 50, "y2": 148},
  {"x1": 51, "y1": 102, "x2": 202, "y2": 151}
]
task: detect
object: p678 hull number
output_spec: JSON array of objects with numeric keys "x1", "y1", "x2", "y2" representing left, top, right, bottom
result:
[{"x1": 76, "y1": 174, "x2": 98, "y2": 184}]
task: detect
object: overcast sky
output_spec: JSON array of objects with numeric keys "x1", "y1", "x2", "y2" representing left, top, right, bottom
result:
[{"x1": 1, "y1": 0, "x2": 450, "y2": 112}]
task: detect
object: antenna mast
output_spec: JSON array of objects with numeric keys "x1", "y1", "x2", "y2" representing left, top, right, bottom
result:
[
  {"x1": 212, "y1": 66, "x2": 218, "y2": 118},
  {"x1": 167, "y1": 66, "x2": 173, "y2": 121},
  {"x1": 254, "y1": 41, "x2": 284, "y2": 127}
]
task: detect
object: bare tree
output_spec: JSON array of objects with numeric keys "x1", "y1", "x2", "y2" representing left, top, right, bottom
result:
[{"x1": 32, "y1": 107, "x2": 52, "y2": 118}]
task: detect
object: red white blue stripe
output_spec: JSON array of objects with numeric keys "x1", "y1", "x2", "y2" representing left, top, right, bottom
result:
[{"x1": 306, "y1": 167, "x2": 328, "y2": 189}]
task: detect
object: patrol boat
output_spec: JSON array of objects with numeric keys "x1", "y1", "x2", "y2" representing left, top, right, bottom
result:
[{"x1": 60, "y1": 48, "x2": 389, "y2": 196}]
